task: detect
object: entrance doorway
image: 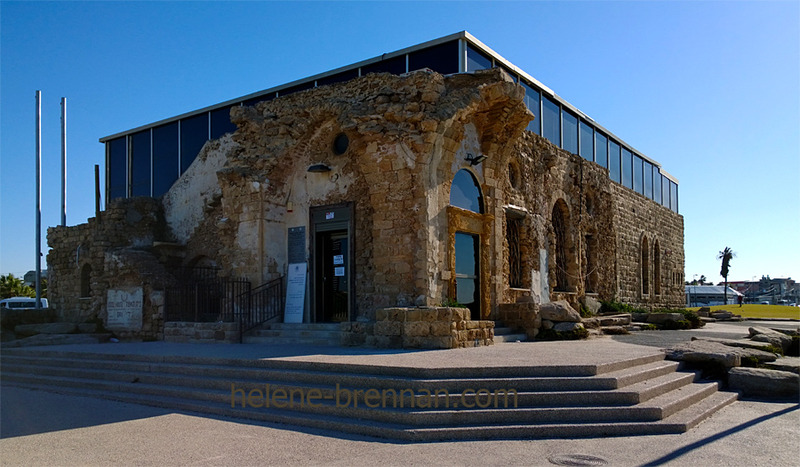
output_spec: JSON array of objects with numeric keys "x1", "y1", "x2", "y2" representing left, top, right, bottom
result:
[
  {"x1": 311, "y1": 204, "x2": 352, "y2": 323},
  {"x1": 454, "y1": 232, "x2": 480, "y2": 320}
]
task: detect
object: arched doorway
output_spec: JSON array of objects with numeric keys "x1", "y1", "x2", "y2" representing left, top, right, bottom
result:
[{"x1": 449, "y1": 169, "x2": 484, "y2": 320}]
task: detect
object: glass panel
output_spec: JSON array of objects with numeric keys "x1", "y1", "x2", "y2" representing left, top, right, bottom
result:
[
  {"x1": 130, "y1": 130, "x2": 151, "y2": 197},
  {"x1": 153, "y1": 122, "x2": 179, "y2": 197},
  {"x1": 449, "y1": 169, "x2": 484, "y2": 214},
  {"x1": 455, "y1": 232, "x2": 479, "y2": 319},
  {"x1": 661, "y1": 175, "x2": 670, "y2": 208},
  {"x1": 317, "y1": 69, "x2": 359, "y2": 86},
  {"x1": 242, "y1": 94, "x2": 275, "y2": 107},
  {"x1": 107, "y1": 137, "x2": 127, "y2": 200},
  {"x1": 579, "y1": 121, "x2": 593, "y2": 161},
  {"x1": 633, "y1": 155, "x2": 643, "y2": 195},
  {"x1": 521, "y1": 81, "x2": 540, "y2": 135},
  {"x1": 621, "y1": 148, "x2": 633, "y2": 188},
  {"x1": 180, "y1": 113, "x2": 209, "y2": 173},
  {"x1": 653, "y1": 168, "x2": 662, "y2": 204},
  {"x1": 670, "y1": 181, "x2": 679, "y2": 213},
  {"x1": 562, "y1": 110, "x2": 578, "y2": 154},
  {"x1": 279, "y1": 81, "x2": 315, "y2": 96},
  {"x1": 609, "y1": 140, "x2": 621, "y2": 182},
  {"x1": 211, "y1": 105, "x2": 237, "y2": 140},
  {"x1": 498, "y1": 63, "x2": 516, "y2": 81},
  {"x1": 595, "y1": 132, "x2": 608, "y2": 168},
  {"x1": 542, "y1": 96, "x2": 560, "y2": 146},
  {"x1": 644, "y1": 161, "x2": 654, "y2": 200},
  {"x1": 408, "y1": 40, "x2": 459, "y2": 74},
  {"x1": 361, "y1": 55, "x2": 406, "y2": 75},
  {"x1": 466, "y1": 44, "x2": 492, "y2": 72}
]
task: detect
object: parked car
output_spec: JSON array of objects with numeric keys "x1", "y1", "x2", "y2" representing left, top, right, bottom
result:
[{"x1": 0, "y1": 297, "x2": 49, "y2": 309}]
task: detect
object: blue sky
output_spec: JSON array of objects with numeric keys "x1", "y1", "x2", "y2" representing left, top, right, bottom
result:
[{"x1": 1, "y1": 1, "x2": 798, "y2": 284}]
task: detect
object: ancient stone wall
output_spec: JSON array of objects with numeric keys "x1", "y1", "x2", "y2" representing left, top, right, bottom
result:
[
  {"x1": 611, "y1": 184, "x2": 685, "y2": 309},
  {"x1": 47, "y1": 197, "x2": 174, "y2": 339}
]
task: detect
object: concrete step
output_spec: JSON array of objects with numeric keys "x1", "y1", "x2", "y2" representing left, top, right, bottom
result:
[{"x1": 494, "y1": 333, "x2": 527, "y2": 343}]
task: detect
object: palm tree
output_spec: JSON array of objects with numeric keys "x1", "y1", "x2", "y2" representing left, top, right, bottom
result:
[
  {"x1": 717, "y1": 247, "x2": 735, "y2": 304},
  {"x1": 0, "y1": 274, "x2": 35, "y2": 299}
]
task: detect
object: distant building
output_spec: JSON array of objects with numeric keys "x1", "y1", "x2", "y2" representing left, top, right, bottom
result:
[
  {"x1": 685, "y1": 285, "x2": 742, "y2": 307},
  {"x1": 23, "y1": 270, "x2": 47, "y2": 287}
]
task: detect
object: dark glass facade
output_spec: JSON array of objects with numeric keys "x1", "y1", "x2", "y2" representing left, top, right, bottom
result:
[{"x1": 103, "y1": 33, "x2": 678, "y2": 212}]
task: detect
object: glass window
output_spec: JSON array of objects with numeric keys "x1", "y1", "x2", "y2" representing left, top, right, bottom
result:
[
  {"x1": 408, "y1": 40, "x2": 459, "y2": 74},
  {"x1": 108, "y1": 137, "x2": 127, "y2": 200},
  {"x1": 644, "y1": 161, "x2": 654, "y2": 200},
  {"x1": 595, "y1": 132, "x2": 608, "y2": 168},
  {"x1": 521, "y1": 81, "x2": 540, "y2": 135},
  {"x1": 180, "y1": 113, "x2": 209, "y2": 173},
  {"x1": 466, "y1": 44, "x2": 492, "y2": 72},
  {"x1": 661, "y1": 175, "x2": 670, "y2": 208},
  {"x1": 621, "y1": 148, "x2": 633, "y2": 189},
  {"x1": 153, "y1": 122, "x2": 179, "y2": 197},
  {"x1": 242, "y1": 93, "x2": 275, "y2": 107},
  {"x1": 454, "y1": 232, "x2": 479, "y2": 318},
  {"x1": 498, "y1": 63, "x2": 516, "y2": 81},
  {"x1": 130, "y1": 130, "x2": 151, "y2": 197},
  {"x1": 279, "y1": 81, "x2": 315, "y2": 96},
  {"x1": 633, "y1": 155, "x2": 644, "y2": 195},
  {"x1": 211, "y1": 106, "x2": 237, "y2": 140},
  {"x1": 507, "y1": 217, "x2": 523, "y2": 288},
  {"x1": 317, "y1": 69, "x2": 359, "y2": 86},
  {"x1": 609, "y1": 140, "x2": 621, "y2": 182},
  {"x1": 562, "y1": 110, "x2": 578, "y2": 154},
  {"x1": 450, "y1": 169, "x2": 483, "y2": 214},
  {"x1": 542, "y1": 96, "x2": 560, "y2": 147},
  {"x1": 362, "y1": 55, "x2": 407, "y2": 75},
  {"x1": 670, "y1": 181, "x2": 679, "y2": 213},
  {"x1": 579, "y1": 121, "x2": 593, "y2": 161},
  {"x1": 653, "y1": 168, "x2": 662, "y2": 204}
]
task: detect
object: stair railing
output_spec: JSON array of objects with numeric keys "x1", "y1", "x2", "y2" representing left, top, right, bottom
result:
[{"x1": 236, "y1": 276, "x2": 284, "y2": 343}]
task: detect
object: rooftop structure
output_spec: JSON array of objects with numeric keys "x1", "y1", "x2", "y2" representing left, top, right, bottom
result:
[{"x1": 100, "y1": 31, "x2": 679, "y2": 212}]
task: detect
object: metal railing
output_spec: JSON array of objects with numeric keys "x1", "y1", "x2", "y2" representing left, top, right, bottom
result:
[
  {"x1": 236, "y1": 276, "x2": 284, "y2": 343},
  {"x1": 165, "y1": 268, "x2": 250, "y2": 323}
]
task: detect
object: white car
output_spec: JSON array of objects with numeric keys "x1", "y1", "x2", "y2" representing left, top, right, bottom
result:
[{"x1": 0, "y1": 297, "x2": 49, "y2": 309}]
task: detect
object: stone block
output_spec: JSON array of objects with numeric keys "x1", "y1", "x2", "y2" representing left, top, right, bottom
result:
[
  {"x1": 374, "y1": 321, "x2": 402, "y2": 336},
  {"x1": 430, "y1": 321, "x2": 450, "y2": 337},
  {"x1": 541, "y1": 320, "x2": 554, "y2": 330},
  {"x1": 553, "y1": 322, "x2": 585, "y2": 332},
  {"x1": 539, "y1": 300, "x2": 581, "y2": 322},
  {"x1": 15, "y1": 322, "x2": 76, "y2": 337},
  {"x1": 728, "y1": 367, "x2": 799, "y2": 399},
  {"x1": 404, "y1": 321, "x2": 430, "y2": 337},
  {"x1": 749, "y1": 327, "x2": 793, "y2": 353},
  {"x1": 646, "y1": 313, "x2": 683, "y2": 324}
]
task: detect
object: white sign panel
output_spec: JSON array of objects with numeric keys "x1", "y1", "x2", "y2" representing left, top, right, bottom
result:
[
  {"x1": 106, "y1": 287, "x2": 143, "y2": 331},
  {"x1": 333, "y1": 254, "x2": 344, "y2": 265},
  {"x1": 334, "y1": 267, "x2": 345, "y2": 277},
  {"x1": 284, "y1": 263, "x2": 307, "y2": 323}
]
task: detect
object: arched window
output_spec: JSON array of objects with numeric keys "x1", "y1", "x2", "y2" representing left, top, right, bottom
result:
[
  {"x1": 449, "y1": 169, "x2": 484, "y2": 214},
  {"x1": 653, "y1": 240, "x2": 661, "y2": 295},
  {"x1": 641, "y1": 236, "x2": 650, "y2": 295},
  {"x1": 80, "y1": 264, "x2": 92, "y2": 298},
  {"x1": 551, "y1": 200, "x2": 570, "y2": 292}
]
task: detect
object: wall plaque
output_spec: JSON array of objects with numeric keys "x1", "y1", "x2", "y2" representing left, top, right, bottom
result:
[
  {"x1": 284, "y1": 263, "x2": 307, "y2": 323},
  {"x1": 106, "y1": 287, "x2": 143, "y2": 331},
  {"x1": 288, "y1": 226, "x2": 306, "y2": 264}
]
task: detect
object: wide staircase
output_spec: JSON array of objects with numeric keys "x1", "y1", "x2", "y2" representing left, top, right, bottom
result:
[
  {"x1": 243, "y1": 323, "x2": 342, "y2": 346},
  {"x1": 0, "y1": 347, "x2": 737, "y2": 441}
]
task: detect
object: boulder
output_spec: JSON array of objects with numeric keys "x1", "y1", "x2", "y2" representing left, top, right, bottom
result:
[
  {"x1": 553, "y1": 322, "x2": 584, "y2": 332},
  {"x1": 541, "y1": 320, "x2": 554, "y2": 330},
  {"x1": 763, "y1": 357, "x2": 800, "y2": 375},
  {"x1": 14, "y1": 322, "x2": 77, "y2": 337},
  {"x1": 728, "y1": 367, "x2": 800, "y2": 399},
  {"x1": 665, "y1": 340, "x2": 777, "y2": 368},
  {"x1": 599, "y1": 314, "x2": 632, "y2": 326},
  {"x1": 646, "y1": 313, "x2": 683, "y2": 324},
  {"x1": 600, "y1": 326, "x2": 629, "y2": 335},
  {"x1": 539, "y1": 300, "x2": 581, "y2": 322},
  {"x1": 749, "y1": 327, "x2": 793, "y2": 353},
  {"x1": 581, "y1": 317, "x2": 600, "y2": 329},
  {"x1": 581, "y1": 295, "x2": 602, "y2": 315},
  {"x1": 690, "y1": 336, "x2": 780, "y2": 353}
]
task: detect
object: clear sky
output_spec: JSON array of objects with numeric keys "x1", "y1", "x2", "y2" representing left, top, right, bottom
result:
[{"x1": 1, "y1": 1, "x2": 798, "y2": 285}]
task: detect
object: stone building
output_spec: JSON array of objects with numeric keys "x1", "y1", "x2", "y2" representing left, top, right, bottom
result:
[{"x1": 47, "y1": 32, "x2": 685, "y2": 346}]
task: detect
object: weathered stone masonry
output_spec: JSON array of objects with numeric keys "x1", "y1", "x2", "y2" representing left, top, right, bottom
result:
[{"x1": 47, "y1": 68, "x2": 685, "y2": 344}]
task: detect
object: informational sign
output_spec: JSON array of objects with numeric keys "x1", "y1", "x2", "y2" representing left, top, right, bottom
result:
[
  {"x1": 325, "y1": 211, "x2": 334, "y2": 220},
  {"x1": 288, "y1": 226, "x2": 306, "y2": 264},
  {"x1": 106, "y1": 287, "x2": 143, "y2": 331},
  {"x1": 334, "y1": 267, "x2": 345, "y2": 277},
  {"x1": 333, "y1": 254, "x2": 344, "y2": 265},
  {"x1": 284, "y1": 263, "x2": 307, "y2": 323}
]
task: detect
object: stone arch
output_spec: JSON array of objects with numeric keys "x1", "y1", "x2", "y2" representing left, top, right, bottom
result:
[
  {"x1": 80, "y1": 263, "x2": 92, "y2": 298},
  {"x1": 551, "y1": 199, "x2": 575, "y2": 292},
  {"x1": 641, "y1": 234, "x2": 650, "y2": 296}
]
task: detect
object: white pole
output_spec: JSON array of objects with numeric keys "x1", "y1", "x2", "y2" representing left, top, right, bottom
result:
[
  {"x1": 35, "y1": 90, "x2": 42, "y2": 309},
  {"x1": 61, "y1": 97, "x2": 67, "y2": 226}
]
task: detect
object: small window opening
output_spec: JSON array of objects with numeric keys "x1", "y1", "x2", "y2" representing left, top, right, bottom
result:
[
  {"x1": 333, "y1": 133, "x2": 349, "y2": 155},
  {"x1": 80, "y1": 264, "x2": 92, "y2": 298},
  {"x1": 507, "y1": 216, "x2": 523, "y2": 288}
]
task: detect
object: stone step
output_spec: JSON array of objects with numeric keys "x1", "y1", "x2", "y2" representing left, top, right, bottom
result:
[
  {"x1": 247, "y1": 329, "x2": 342, "y2": 339},
  {"x1": 242, "y1": 336, "x2": 341, "y2": 346},
  {"x1": 264, "y1": 323, "x2": 342, "y2": 331},
  {"x1": 494, "y1": 333, "x2": 527, "y2": 343}
]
